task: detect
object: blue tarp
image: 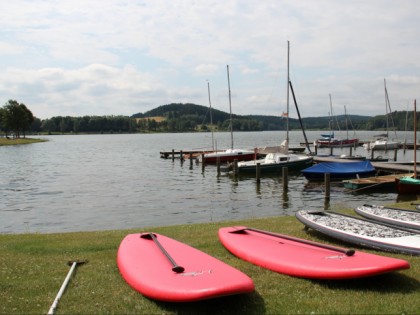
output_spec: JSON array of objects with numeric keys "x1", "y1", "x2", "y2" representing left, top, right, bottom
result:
[{"x1": 301, "y1": 160, "x2": 376, "y2": 181}]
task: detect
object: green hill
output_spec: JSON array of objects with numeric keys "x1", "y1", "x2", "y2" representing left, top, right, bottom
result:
[{"x1": 131, "y1": 103, "x2": 373, "y2": 132}]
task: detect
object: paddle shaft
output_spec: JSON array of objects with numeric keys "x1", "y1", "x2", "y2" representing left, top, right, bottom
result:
[
  {"x1": 142, "y1": 233, "x2": 184, "y2": 273},
  {"x1": 47, "y1": 260, "x2": 87, "y2": 315},
  {"x1": 239, "y1": 227, "x2": 355, "y2": 256}
]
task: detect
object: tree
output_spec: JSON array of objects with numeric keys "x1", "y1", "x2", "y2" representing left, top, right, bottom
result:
[{"x1": 1, "y1": 100, "x2": 35, "y2": 138}]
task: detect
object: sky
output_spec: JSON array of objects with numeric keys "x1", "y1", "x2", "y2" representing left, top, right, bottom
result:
[{"x1": 1, "y1": 0, "x2": 419, "y2": 120}]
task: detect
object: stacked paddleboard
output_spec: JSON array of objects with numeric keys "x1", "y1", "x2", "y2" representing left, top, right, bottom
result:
[
  {"x1": 355, "y1": 204, "x2": 420, "y2": 231},
  {"x1": 218, "y1": 226, "x2": 409, "y2": 280},
  {"x1": 117, "y1": 233, "x2": 254, "y2": 302},
  {"x1": 296, "y1": 210, "x2": 420, "y2": 256}
]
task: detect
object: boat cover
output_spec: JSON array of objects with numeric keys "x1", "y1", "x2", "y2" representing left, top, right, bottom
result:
[
  {"x1": 399, "y1": 177, "x2": 420, "y2": 185},
  {"x1": 302, "y1": 160, "x2": 376, "y2": 180}
]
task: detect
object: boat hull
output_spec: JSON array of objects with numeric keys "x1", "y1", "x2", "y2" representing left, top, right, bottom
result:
[
  {"x1": 343, "y1": 174, "x2": 412, "y2": 191},
  {"x1": 395, "y1": 177, "x2": 420, "y2": 194},
  {"x1": 200, "y1": 151, "x2": 256, "y2": 163},
  {"x1": 237, "y1": 156, "x2": 313, "y2": 173},
  {"x1": 315, "y1": 138, "x2": 359, "y2": 148}
]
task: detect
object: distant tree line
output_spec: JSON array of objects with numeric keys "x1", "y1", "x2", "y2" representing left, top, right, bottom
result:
[
  {"x1": 39, "y1": 115, "x2": 138, "y2": 134},
  {"x1": 2, "y1": 101, "x2": 419, "y2": 135}
]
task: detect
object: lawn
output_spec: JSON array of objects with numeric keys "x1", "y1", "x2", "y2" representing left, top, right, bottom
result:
[{"x1": 1, "y1": 207, "x2": 419, "y2": 314}]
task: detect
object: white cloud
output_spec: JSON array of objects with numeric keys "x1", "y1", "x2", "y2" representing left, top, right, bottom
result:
[{"x1": 0, "y1": 0, "x2": 419, "y2": 119}]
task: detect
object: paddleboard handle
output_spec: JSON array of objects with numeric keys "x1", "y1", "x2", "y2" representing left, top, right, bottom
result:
[
  {"x1": 140, "y1": 233, "x2": 185, "y2": 273},
  {"x1": 231, "y1": 227, "x2": 355, "y2": 256}
]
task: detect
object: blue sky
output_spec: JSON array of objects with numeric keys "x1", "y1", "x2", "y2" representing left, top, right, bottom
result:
[{"x1": 1, "y1": 0, "x2": 419, "y2": 119}]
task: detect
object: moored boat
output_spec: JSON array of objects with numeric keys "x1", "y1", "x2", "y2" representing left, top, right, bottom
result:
[
  {"x1": 395, "y1": 100, "x2": 419, "y2": 194},
  {"x1": 301, "y1": 160, "x2": 376, "y2": 181},
  {"x1": 236, "y1": 151, "x2": 313, "y2": 173},
  {"x1": 199, "y1": 149, "x2": 256, "y2": 164},
  {"x1": 343, "y1": 173, "x2": 413, "y2": 191},
  {"x1": 199, "y1": 65, "x2": 256, "y2": 164}
]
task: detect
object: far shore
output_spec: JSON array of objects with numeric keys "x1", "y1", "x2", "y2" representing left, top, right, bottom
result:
[{"x1": 0, "y1": 137, "x2": 47, "y2": 146}]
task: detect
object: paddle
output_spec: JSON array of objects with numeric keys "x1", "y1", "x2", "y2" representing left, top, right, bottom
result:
[
  {"x1": 47, "y1": 260, "x2": 87, "y2": 315},
  {"x1": 141, "y1": 233, "x2": 185, "y2": 273},
  {"x1": 231, "y1": 227, "x2": 355, "y2": 256}
]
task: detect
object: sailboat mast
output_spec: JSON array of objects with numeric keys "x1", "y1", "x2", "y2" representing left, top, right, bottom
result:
[
  {"x1": 227, "y1": 65, "x2": 234, "y2": 150},
  {"x1": 207, "y1": 81, "x2": 215, "y2": 151},
  {"x1": 345, "y1": 105, "x2": 349, "y2": 140},
  {"x1": 286, "y1": 41, "x2": 290, "y2": 145},
  {"x1": 384, "y1": 78, "x2": 390, "y2": 138},
  {"x1": 414, "y1": 99, "x2": 417, "y2": 178},
  {"x1": 329, "y1": 94, "x2": 333, "y2": 139}
]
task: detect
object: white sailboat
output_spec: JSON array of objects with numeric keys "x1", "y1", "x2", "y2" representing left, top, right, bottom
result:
[
  {"x1": 364, "y1": 79, "x2": 400, "y2": 150},
  {"x1": 199, "y1": 65, "x2": 255, "y2": 164},
  {"x1": 235, "y1": 41, "x2": 313, "y2": 173}
]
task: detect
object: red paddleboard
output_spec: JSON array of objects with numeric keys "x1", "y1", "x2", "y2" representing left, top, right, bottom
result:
[
  {"x1": 117, "y1": 233, "x2": 254, "y2": 302},
  {"x1": 219, "y1": 226, "x2": 410, "y2": 280}
]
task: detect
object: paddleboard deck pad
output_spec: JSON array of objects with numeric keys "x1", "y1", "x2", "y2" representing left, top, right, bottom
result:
[
  {"x1": 218, "y1": 226, "x2": 409, "y2": 279},
  {"x1": 355, "y1": 204, "x2": 420, "y2": 230},
  {"x1": 296, "y1": 210, "x2": 420, "y2": 256},
  {"x1": 117, "y1": 233, "x2": 254, "y2": 302}
]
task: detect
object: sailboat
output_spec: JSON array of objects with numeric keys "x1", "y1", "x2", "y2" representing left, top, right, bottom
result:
[
  {"x1": 314, "y1": 96, "x2": 359, "y2": 148},
  {"x1": 364, "y1": 79, "x2": 400, "y2": 150},
  {"x1": 235, "y1": 41, "x2": 313, "y2": 173},
  {"x1": 396, "y1": 99, "x2": 420, "y2": 194},
  {"x1": 199, "y1": 65, "x2": 255, "y2": 164}
]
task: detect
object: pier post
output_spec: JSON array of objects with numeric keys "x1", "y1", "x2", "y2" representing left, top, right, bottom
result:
[
  {"x1": 180, "y1": 150, "x2": 183, "y2": 162},
  {"x1": 324, "y1": 173, "x2": 330, "y2": 200},
  {"x1": 393, "y1": 148, "x2": 398, "y2": 162},
  {"x1": 189, "y1": 154, "x2": 193, "y2": 169},
  {"x1": 349, "y1": 147, "x2": 353, "y2": 156},
  {"x1": 282, "y1": 167, "x2": 288, "y2": 192},
  {"x1": 217, "y1": 156, "x2": 221, "y2": 175},
  {"x1": 256, "y1": 163, "x2": 261, "y2": 183},
  {"x1": 234, "y1": 159, "x2": 238, "y2": 176},
  {"x1": 201, "y1": 154, "x2": 205, "y2": 171},
  {"x1": 172, "y1": 149, "x2": 175, "y2": 162}
]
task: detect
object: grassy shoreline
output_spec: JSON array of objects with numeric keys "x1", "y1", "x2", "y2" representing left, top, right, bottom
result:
[
  {"x1": 0, "y1": 137, "x2": 47, "y2": 146},
  {"x1": 1, "y1": 207, "x2": 419, "y2": 314}
]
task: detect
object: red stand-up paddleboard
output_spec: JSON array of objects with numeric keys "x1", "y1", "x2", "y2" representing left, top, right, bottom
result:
[
  {"x1": 117, "y1": 233, "x2": 254, "y2": 302},
  {"x1": 219, "y1": 226, "x2": 410, "y2": 280}
]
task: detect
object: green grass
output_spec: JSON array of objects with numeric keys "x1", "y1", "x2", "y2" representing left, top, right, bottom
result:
[
  {"x1": 0, "y1": 137, "x2": 47, "y2": 146},
  {"x1": 1, "y1": 207, "x2": 419, "y2": 314}
]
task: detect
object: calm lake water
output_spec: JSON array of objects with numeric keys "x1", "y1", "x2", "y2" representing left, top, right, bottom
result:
[{"x1": 1, "y1": 130, "x2": 418, "y2": 234}]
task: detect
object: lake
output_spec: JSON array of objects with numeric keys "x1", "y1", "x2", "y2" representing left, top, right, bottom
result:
[{"x1": 1, "y1": 130, "x2": 418, "y2": 234}]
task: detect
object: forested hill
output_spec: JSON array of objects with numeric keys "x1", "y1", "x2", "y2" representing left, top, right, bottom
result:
[
  {"x1": 132, "y1": 103, "x2": 396, "y2": 132},
  {"x1": 32, "y1": 102, "x2": 414, "y2": 134}
]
